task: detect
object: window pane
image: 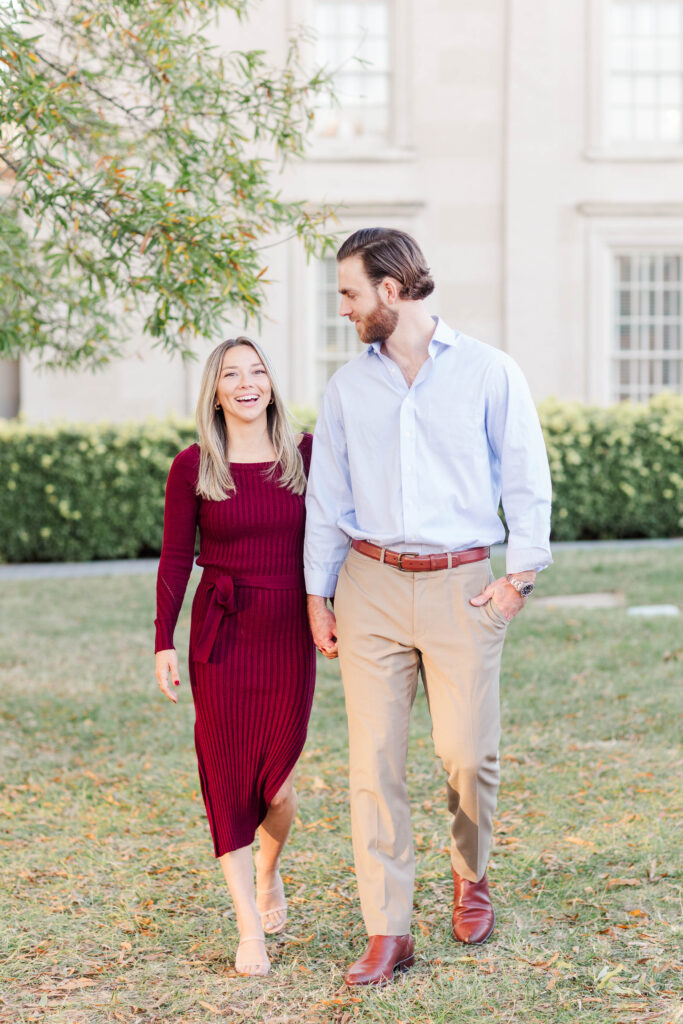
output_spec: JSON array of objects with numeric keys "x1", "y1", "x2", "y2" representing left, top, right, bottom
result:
[
  {"x1": 641, "y1": 323, "x2": 657, "y2": 349},
  {"x1": 634, "y1": 74, "x2": 657, "y2": 104},
  {"x1": 612, "y1": 250, "x2": 683, "y2": 401},
  {"x1": 314, "y1": 0, "x2": 391, "y2": 143},
  {"x1": 634, "y1": 107, "x2": 657, "y2": 140},
  {"x1": 660, "y1": 75, "x2": 681, "y2": 106},
  {"x1": 663, "y1": 324, "x2": 680, "y2": 349},
  {"x1": 611, "y1": 39, "x2": 633, "y2": 71},
  {"x1": 618, "y1": 289, "x2": 632, "y2": 316},
  {"x1": 619, "y1": 324, "x2": 632, "y2": 350},
  {"x1": 660, "y1": 107, "x2": 682, "y2": 140},
  {"x1": 659, "y1": 3, "x2": 681, "y2": 35},
  {"x1": 663, "y1": 255, "x2": 681, "y2": 282},
  {"x1": 609, "y1": 107, "x2": 632, "y2": 139},
  {"x1": 634, "y1": 2, "x2": 657, "y2": 36},
  {"x1": 607, "y1": 0, "x2": 683, "y2": 146},
  {"x1": 609, "y1": 75, "x2": 632, "y2": 104},
  {"x1": 639, "y1": 254, "x2": 657, "y2": 283},
  {"x1": 658, "y1": 39, "x2": 682, "y2": 73},
  {"x1": 634, "y1": 39, "x2": 657, "y2": 72},
  {"x1": 617, "y1": 255, "x2": 633, "y2": 281},
  {"x1": 316, "y1": 257, "x2": 363, "y2": 395},
  {"x1": 611, "y1": 1, "x2": 633, "y2": 34},
  {"x1": 364, "y1": 3, "x2": 388, "y2": 34},
  {"x1": 663, "y1": 290, "x2": 681, "y2": 315}
]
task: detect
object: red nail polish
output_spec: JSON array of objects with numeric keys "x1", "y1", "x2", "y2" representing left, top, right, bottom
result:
[{"x1": 174, "y1": 680, "x2": 179, "y2": 686}]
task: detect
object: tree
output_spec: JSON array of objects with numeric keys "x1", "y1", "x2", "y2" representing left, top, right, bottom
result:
[{"x1": 0, "y1": 0, "x2": 334, "y2": 368}]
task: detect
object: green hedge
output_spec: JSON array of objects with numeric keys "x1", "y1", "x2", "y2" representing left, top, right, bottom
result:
[
  {"x1": 0, "y1": 397, "x2": 680, "y2": 562},
  {"x1": 539, "y1": 393, "x2": 682, "y2": 541}
]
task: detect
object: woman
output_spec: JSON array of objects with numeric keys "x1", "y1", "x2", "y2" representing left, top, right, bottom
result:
[{"x1": 154, "y1": 337, "x2": 315, "y2": 977}]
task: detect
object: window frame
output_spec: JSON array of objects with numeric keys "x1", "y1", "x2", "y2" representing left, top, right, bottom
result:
[
  {"x1": 585, "y1": 0, "x2": 683, "y2": 160},
  {"x1": 584, "y1": 208, "x2": 683, "y2": 402},
  {"x1": 286, "y1": 202, "x2": 424, "y2": 406},
  {"x1": 288, "y1": 0, "x2": 414, "y2": 160}
]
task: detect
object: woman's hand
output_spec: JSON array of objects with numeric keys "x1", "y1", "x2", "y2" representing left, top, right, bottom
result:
[{"x1": 156, "y1": 649, "x2": 180, "y2": 703}]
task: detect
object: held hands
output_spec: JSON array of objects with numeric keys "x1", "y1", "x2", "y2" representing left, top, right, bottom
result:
[
  {"x1": 156, "y1": 648, "x2": 180, "y2": 703},
  {"x1": 307, "y1": 595, "x2": 339, "y2": 659},
  {"x1": 469, "y1": 575, "x2": 531, "y2": 622}
]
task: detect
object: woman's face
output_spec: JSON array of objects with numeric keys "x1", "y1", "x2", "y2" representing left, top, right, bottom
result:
[{"x1": 215, "y1": 344, "x2": 273, "y2": 428}]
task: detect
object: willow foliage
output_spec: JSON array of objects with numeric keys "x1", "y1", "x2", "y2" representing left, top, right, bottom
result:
[{"x1": 0, "y1": 0, "x2": 335, "y2": 367}]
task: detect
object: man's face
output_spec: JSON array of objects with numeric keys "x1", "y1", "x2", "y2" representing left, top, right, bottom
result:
[{"x1": 338, "y1": 255, "x2": 399, "y2": 344}]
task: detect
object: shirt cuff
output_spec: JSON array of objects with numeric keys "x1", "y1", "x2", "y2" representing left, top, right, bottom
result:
[
  {"x1": 304, "y1": 569, "x2": 339, "y2": 599},
  {"x1": 505, "y1": 546, "x2": 553, "y2": 575},
  {"x1": 154, "y1": 619, "x2": 175, "y2": 653}
]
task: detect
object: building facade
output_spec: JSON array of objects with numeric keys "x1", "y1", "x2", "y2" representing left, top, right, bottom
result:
[{"x1": 2, "y1": 0, "x2": 682, "y2": 421}]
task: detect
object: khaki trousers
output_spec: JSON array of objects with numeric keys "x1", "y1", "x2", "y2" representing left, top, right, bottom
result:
[{"x1": 334, "y1": 547, "x2": 508, "y2": 936}]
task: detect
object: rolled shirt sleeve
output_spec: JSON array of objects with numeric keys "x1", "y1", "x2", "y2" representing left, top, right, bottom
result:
[{"x1": 485, "y1": 355, "x2": 553, "y2": 574}]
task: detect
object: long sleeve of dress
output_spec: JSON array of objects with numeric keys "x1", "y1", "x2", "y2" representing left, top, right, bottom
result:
[{"x1": 154, "y1": 446, "x2": 200, "y2": 652}]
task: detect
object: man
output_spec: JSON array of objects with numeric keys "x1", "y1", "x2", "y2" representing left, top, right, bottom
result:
[{"x1": 304, "y1": 228, "x2": 552, "y2": 987}]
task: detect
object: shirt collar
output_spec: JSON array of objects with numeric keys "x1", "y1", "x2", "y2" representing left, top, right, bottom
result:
[{"x1": 367, "y1": 315, "x2": 458, "y2": 357}]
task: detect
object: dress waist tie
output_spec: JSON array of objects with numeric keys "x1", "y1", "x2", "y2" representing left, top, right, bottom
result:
[{"x1": 194, "y1": 567, "x2": 303, "y2": 664}]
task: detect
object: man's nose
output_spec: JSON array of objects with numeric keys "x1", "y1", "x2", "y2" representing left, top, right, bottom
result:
[{"x1": 339, "y1": 298, "x2": 350, "y2": 317}]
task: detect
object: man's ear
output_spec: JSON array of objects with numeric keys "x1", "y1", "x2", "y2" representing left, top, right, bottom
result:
[{"x1": 382, "y1": 277, "x2": 400, "y2": 304}]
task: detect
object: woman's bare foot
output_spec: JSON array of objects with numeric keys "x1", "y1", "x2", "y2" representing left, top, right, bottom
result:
[
  {"x1": 235, "y1": 935, "x2": 270, "y2": 977},
  {"x1": 255, "y1": 851, "x2": 287, "y2": 934}
]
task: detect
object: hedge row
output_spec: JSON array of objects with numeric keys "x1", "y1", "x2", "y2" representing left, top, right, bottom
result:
[
  {"x1": 0, "y1": 397, "x2": 680, "y2": 562},
  {"x1": 538, "y1": 394, "x2": 682, "y2": 542}
]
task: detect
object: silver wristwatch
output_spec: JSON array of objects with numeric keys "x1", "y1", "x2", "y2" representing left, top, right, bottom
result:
[{"x1": 507, "y1": 576, "x2": 535, "y2": 598}]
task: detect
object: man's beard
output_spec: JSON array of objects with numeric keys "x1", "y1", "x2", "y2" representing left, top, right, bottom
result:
[{"x1": 357, "y1": 298, "x2": 399, "y2": 344}]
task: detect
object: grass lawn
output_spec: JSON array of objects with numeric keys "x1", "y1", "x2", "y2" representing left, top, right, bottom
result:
[{"x1": 0, "y1": 545, "x2": 681, "y2": 1024}]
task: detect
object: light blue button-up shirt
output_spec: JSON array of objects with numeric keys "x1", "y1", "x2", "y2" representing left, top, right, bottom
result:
[{"x1": 304, "y1": 317, "x2": 552, "y2": 597}]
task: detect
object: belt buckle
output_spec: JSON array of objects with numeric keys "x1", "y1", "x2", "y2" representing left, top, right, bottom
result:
[{"x1": 396, "y1": 551, "x2": 419, "y2": 571}]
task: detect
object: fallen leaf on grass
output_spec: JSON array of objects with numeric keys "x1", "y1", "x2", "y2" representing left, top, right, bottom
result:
[
  {"x1": 198, "y1": 1001, "x2": 220, "y2": 1014},
  {"x1": 596, "y1": 963, "x2": 625, "y2": 989},
  {"x1": 564, "y1": 835, "x2": 596, "y2": 849},
  {"x1": 60, "y1": 978, "x2": 97, "y2": 991},
  {"x1": 532, "y1": 951, "x2": 559, "y2": 968},
  {"x1": 606, "y1": 877, "x2": 641, "y2": 889}
]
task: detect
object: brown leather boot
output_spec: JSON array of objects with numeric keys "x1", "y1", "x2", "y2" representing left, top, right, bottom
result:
[
  {"x1": 344, "y1": 934, "x2": 415, "y2": 986},
  {"x1": 451, "y1": 867, "x2": 495, "y2": 944}
]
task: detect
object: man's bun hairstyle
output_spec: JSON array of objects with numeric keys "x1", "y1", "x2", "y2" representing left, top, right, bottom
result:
[{"x1": 337, "y1": 227, "x2": 435, "y2": 301}]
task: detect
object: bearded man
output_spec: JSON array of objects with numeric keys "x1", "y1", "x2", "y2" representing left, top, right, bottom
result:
[{"x1": 304, "y1": 227, "x2": 552, "y2": 987}]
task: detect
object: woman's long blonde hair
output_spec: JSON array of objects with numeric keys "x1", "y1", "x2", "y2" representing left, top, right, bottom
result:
[{"x1": 195, "y1": 337, "x2": 307, "y2": 501}]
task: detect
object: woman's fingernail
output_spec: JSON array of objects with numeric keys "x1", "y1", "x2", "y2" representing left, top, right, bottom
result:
[{"x1": 174, "y1": 680, "x2": 179, "y2": 686}]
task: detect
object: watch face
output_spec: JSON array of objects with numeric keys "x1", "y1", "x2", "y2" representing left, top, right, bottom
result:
[{"x1": 520, "y1": 582, "x2": 534, "y2": 597}]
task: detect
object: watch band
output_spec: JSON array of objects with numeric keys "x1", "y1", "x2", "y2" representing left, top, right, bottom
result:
[{"x1": 507, "y1": 576, "x2": 535, "y2": 598}]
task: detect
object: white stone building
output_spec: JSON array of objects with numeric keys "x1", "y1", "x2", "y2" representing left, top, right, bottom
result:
[{"x1": 2, "y1": 0, "x2": 682, "y2": 421}]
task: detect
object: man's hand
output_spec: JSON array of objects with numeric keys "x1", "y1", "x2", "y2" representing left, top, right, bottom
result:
[
  {"x1": 307, "y1": 595, "x2": 339, "y2": 659},
  {"x1": 469, "y1": 571, "x2": 536, "y2": 623}
]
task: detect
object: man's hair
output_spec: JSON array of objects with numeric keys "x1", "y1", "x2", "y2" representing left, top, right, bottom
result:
[{"x1": 337, "y1": 227, "x2": 435, "y2": 301}]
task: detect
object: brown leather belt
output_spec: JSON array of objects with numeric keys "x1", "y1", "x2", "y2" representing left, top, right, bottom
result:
[{"x1": 351, "y1": 539, "x2": 490, "y2": 572}]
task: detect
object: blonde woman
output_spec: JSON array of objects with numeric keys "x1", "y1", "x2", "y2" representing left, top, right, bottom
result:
[{"x1": 154, "y1": 338, "x2": 315, "y2": 977}]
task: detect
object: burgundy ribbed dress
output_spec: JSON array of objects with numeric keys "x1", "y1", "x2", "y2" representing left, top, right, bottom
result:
[{"x1": 154, "y1": 434, "x2": 316, "y2": 857}]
